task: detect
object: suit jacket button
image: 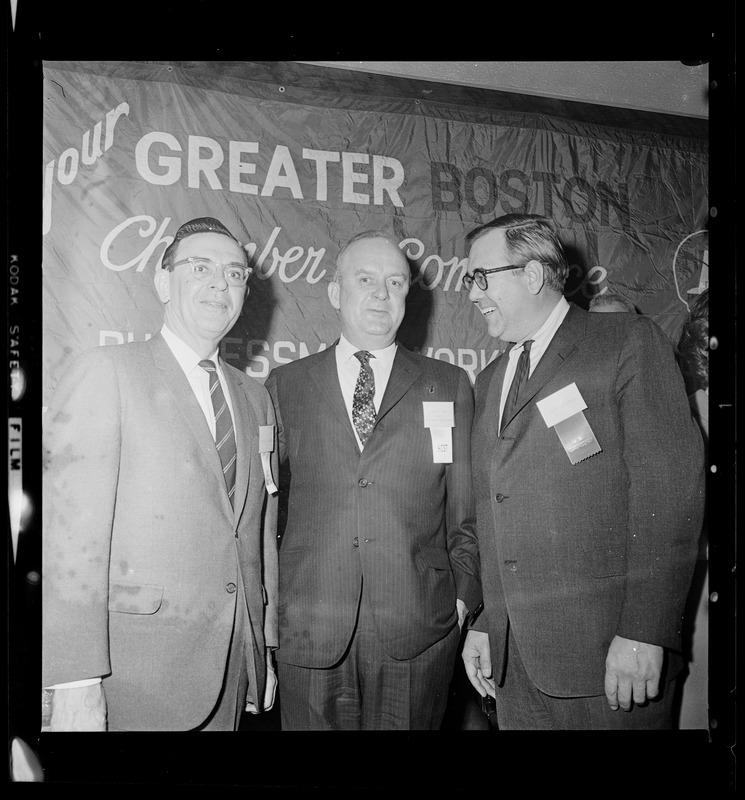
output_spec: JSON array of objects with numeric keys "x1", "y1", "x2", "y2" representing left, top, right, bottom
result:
[
  {"x1": 353, "y1": 537, "x2": 359, "y2": 547},
  {"x1": 226, "y1": 582, "x2": 237, "y2": 593},
  {"x1": 495, "y1": 493, "x2": 507, "y2": 503},
  {"x1": 358, "y1": 479, "x2": 368, "y2": 487}
]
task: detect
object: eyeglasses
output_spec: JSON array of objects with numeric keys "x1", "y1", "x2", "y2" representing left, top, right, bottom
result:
[
  {"x1": 462, "y1": 265, "x2": 523, "y2": 291},
  {"x1": 171, "y1": 257, "x2": 252, "y2": 287}
]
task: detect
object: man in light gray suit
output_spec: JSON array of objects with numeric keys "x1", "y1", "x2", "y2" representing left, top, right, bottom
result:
[
  {"x1": 461, "y1": 213, "x2": 704, "y2": 729},
  {"x1": 42, "y1": 217, "x2": 279, "y2": 731},
  {"x1": 265, "y1": 231, "x2": 481, "y2": 730}
]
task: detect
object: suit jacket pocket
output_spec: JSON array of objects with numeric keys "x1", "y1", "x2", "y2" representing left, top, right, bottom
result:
[
  {"x1": 582, "y1": 540, "x2": 627, "y2": 578},
  {"x1": 417, "y1": 545, "x2": 452, "y2": 571},
  {"x1": 108, "y1": 581, "x2": 165, "y2": 615}
]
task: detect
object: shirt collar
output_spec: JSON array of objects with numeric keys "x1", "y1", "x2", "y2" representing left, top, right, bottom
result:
[
  {"x1": 509, "y1": 296, "x2": 570, "y2": 356},
  {"x1": 337, "y1": 334, "x2": 398, "y2": 368},
  {"x1": 161, "y1": 324, "x2": 220, "y2": 375}
]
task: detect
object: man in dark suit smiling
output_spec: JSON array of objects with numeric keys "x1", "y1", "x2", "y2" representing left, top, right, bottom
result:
[
  {"x1": 266, "y1": 231, "x2": 481, "y2": 730},
  {"x1": 461, "y1": 213, "x2": 704, "y2": 729}
]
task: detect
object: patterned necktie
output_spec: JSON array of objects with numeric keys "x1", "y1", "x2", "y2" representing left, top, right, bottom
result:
[
  {"x1": 353, "y1": 350, "x2": 376, "y2": 446},
  {"x1": 199, "y1": 359, "x2": 237, "y2": 506},
  {"x1": 500, "y1": 340, "x2": 533, "y2": 433}
]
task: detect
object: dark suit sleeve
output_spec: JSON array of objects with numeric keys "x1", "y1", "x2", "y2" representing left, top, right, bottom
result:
[
  {"x1": 445, "y1": 369, "x2": 482, "y2": 615},
  {"x1": 615, "y1": 319, "x2": 705, "y2": 649},
  {"x1": 42, "y1": 349, "x2": 120, "y2": 686}
]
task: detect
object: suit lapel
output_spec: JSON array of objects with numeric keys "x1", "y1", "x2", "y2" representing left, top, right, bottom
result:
[
  {"x1": 308, "y1": 342, "x2": 423, "y2": 445},
  {"x1": 309, "y1": 342, "x2": 358, "y2": 446},
  {"x1": 148, "y1": 334, "x2": 233, "y2": 519},
  {"x1": 499, "y1": 304, "x2": 587, "y2": 433},
  {"x1": 376, "y1": 344, "x2": 423, "y2": 422},
  {"x1": 479, "y1": 351, "x2": 510, "y2": 447}
]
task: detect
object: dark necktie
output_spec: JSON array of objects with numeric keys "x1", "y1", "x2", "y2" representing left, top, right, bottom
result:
[
  {"x1": 500, "y1": 340, "x2": 533, "y2": 433},
  {"x1": 353, "y1": 350, "x2": 376, "y2": 446},
  {"x1": 199, "y1": 359, "x2": 237, "y2": 506}
]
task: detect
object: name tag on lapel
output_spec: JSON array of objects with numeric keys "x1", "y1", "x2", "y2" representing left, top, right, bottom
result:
[
  {"x1": 259, "y1": 425, "x2": 278, "y2": 494},
  {"x1": 535, "y1": 383, "x2": 601, "y2": 465},
  {"x1": 423, "y1": 401, "x2": 454, "y2": 464}
]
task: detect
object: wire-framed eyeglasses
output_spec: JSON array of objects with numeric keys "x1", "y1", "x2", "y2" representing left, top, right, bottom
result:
[
  {"x1": 462, "y1": 264, "x2": 523, "y2": 291},
  {"x1": 171, "y1": 257, "x2": 252, "y2": 287}
]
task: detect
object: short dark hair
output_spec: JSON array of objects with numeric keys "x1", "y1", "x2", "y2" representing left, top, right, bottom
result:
[
  {"x1": 161, "y1": 217, "x2": 244, "y2": 272},
  {"x1": 678, "y1": 289, "x2": 709, "y2": 392},
  {"x1": 588, "y1": 293, "x2": 637, "y2": 313},
  {"x1": 465, "y1": 213, "x2": 569, "y2": 292}
]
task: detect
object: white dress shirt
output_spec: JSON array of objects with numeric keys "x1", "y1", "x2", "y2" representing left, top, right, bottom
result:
[
  {"x1": 160, "y1": 324, "x2": 235, "y2": 437},
  {"x1": 498, "y1": 296, "x2": 571, "y2": 430},
  {"x1": 335, "y1": 334, "x2": 398, "y2": 449}
]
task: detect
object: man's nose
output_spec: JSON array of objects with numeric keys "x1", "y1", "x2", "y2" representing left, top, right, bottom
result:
[
  {"x1": 208, "y1": 268, "x2": 230, "y2": 290},
  {"x1": 468, "y1": 282, "x2": 482, "y2": 302},
  {"x1": 373, "y1": 281, "x2": 389, "y2": 299}
]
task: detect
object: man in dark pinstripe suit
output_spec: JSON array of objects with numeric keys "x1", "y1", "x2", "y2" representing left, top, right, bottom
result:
[{"x1": 265, "y1": 231, "x2": 481, "y2": 730}]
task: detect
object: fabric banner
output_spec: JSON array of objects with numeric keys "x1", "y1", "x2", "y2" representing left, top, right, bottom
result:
[{"x1": 42, "y1": 61, "x2": 708, "y2": 406}]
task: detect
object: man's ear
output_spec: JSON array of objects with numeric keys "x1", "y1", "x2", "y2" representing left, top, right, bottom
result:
[
  {"x1": 328, "y1": 279, "x2": 341, "y2": 310},
  {"x1": 523, "y1": 260, "x2": 546, "y2": 296},
  {"x1": 154, "y1": 269, "x2": 171, "y2": 303}
]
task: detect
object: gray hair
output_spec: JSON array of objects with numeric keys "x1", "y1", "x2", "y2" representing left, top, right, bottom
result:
[
  {"x1": 588, "y1": 293, "x2": 637, "y2": 313},
  {"x1": 334, "y1": 230, "x2": 408, "y2": 282}
]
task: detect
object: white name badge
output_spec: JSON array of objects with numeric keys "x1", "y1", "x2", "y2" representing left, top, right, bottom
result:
[
  {"x1": 258, "y1": 425, "x2": 278, "y2": 495},
  {"x1": 423, "y1": 401, "x2": 454, "y2": 463},
  {"x1": 535, "y1": 383, "x2": 587, "y2": 428},
  {"x1": 535, "y1": 384, "x2": 601, "y2": 465}
]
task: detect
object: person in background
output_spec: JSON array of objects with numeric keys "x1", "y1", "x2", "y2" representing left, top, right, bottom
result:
[
  {"x1": 42, "y1": 217, "x2": 279, "y2": 731},
  {"x1": 678, "y1": 290, "x2": 709, "y2": 442},
  {"x1": 588, "y1": 292, "x2": 637, "y2": 314},
  {"x1": 676, "y1": 289, "x2": 709, "y2": 729},
  {"x1": 265, "y1": 231, "x2": 481, "y2": 730},
  {"x1": 461, "y1": 213, "x2": 705, "y2": 729}
]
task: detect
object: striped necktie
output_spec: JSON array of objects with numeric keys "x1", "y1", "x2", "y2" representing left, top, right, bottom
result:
[
  {"x1": 199, "y1": 359, "x2": 237, "y2": 507},
  {"x1": 353, "y1": 350, "x2": 376, "y2": 446},
  {"x1": 501, "y1": 340, "x2": 533, "y2": 433}
]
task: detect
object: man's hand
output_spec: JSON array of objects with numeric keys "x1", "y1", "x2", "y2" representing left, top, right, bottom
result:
[
  {"x1": 462, "y1": 630, "x2": 496, "y2": 699},
  {"x1": 604, "y1": 635, "x2": 664, "y2": 711},
  {"x1": 246, "y1": 649, "x2": 277, "y2": 714},
  {"x1": 456, "y1": 598, "x2": 468, "y2": 630},
  {"x1": 49, "y1": 683, "x2": 107, "y2": 731}
]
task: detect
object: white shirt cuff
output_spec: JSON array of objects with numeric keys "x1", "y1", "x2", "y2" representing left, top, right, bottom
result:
[{"x1": 46, "y1": 677, "x2": 102, "y2": 689}]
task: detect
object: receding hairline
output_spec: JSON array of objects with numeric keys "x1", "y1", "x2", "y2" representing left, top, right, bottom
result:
[{"x1": 335, "y1": 232, "x2": 409, "y2": 277}]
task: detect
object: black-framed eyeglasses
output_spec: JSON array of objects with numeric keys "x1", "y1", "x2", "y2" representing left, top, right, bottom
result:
[
  {"x1": 462, "y1": 265, "x2": 523, "y2": 291},
  {"x1": 171, "y1": 257, "x2": 252, "y2": 287}
]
